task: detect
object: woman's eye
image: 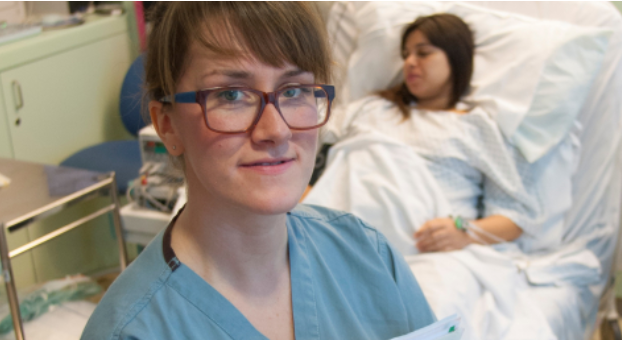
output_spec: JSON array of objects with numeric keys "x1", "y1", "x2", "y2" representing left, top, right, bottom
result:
[
  {"x1": 417, "y1": 51, "x2": 431, "y2": 58},
  {"x1": 282, "y1": 88, "x2": 301, "y2": 98},
  {"x1": 219, "y1": 90, "x2": 243, "y2": 101}
]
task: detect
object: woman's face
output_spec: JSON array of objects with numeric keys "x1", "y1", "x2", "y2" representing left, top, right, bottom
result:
[
  {"x1": 151, "y1": 44, "x2": 318, "y2": 217},
  {"x1": 402, "y1": 30, "x2": 453, "y2": 107}
]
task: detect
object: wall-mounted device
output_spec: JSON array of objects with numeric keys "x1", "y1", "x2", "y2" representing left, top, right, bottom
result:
[
  {"x1": 139, "y1": 125, "x2": 169, "y2": 166},
  {"x1": 126, "y1": 125, "x2": 184, "y2": 213}
]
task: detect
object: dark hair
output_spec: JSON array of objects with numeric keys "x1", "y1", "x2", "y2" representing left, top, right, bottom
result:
[
  {"x1": 144, "y1": 2, "x2": 331, "y2": 122},
  {"x1": 379, "y1": 13, "x2": 474, "y2": 117}
]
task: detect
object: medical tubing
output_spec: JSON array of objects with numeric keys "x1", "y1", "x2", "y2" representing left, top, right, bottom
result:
[
  {"x1": 466, "y1": 229, "x2": 490, "y2": 245},
  {"x1": 0, "y1": 280, "x2": 102, "y2": 335},
  {"x1": 141, "y1": 185, "x2": 171, "y2": 212},
  {"x1": 464, "y1": 220, "x2": 508, "y2": 244},
  {"x1": 126, "y1": 180, "x2": 136, "y2": 204},
  {"x1": 452, "y1": 215, "x2": 490, "y2": 245},
  {"x1": 127, "y1": 172, "x2": 183, "y2": 212}
]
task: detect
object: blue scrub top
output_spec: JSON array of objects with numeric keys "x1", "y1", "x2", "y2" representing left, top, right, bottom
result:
[{"x1": 82, "y1": 204, "x2": 435, "y2": 339}]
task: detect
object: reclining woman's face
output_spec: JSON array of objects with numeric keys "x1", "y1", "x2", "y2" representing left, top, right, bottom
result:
[
  {"x1": 154, "y1": 43, "x2": 318, "y2": 216},
  {"x1": 402, "y1": 30, "x2": 453, "y2": 107}
]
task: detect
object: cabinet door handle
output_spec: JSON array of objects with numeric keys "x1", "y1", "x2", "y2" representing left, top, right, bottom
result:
[{"x1": 12, "y1": 81, "x2": 23, "y2": 111}]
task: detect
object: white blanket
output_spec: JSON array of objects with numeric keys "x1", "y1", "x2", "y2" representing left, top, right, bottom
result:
[
  {"x1": 306, "y1": 131, "x2": 450, "y2": 256},
  {"x1": 304, "y1": 98, "x2": 601, "y2": 339},
  {"x1": 304, "y1": 131, "x2": 601, "y2": 338},
  {"x1": 405, "y1": 242, "x2": 601, "y2": 340}
]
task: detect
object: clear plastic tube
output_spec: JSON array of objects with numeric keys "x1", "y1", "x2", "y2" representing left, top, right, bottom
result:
[
  {"x1": 464, "y1": 220, "x2": 508, "y2": 245},
  {"x1": 0, "y1": 278, "x2": 102, "y2": 335}
]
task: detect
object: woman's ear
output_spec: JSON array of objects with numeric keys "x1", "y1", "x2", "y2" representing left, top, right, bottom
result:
[{"x1": 149, "y1": 100, "x2": 185, "y2": 156}]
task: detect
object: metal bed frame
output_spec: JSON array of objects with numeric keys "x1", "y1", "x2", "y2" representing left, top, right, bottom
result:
[{"x1": 0, "y1": 158, "x2": 128, "y2": 340}]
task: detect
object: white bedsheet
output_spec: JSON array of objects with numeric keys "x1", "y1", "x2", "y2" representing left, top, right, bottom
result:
[
  {"x1": 410, "y1": 239, "x2": 602, "y2": 338},
  {"x1": 315, "y1": 96, "x2": 580, "y2": 254},
  {"x1": 305, "y1": 98, "x2": 599, "y2": 339},
  {"x1": 306, "y1": 130, "x2": 450, "y2": 256},
  {"x1": 304, "y1": 129, "x2": 601, "y2": 338},
  {"x1": 304, "y1": 127, "x2": 601, "y2": 338}
]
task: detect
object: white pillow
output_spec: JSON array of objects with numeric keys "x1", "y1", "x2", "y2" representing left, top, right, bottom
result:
[{"x1": 330, "y1": 1, "x2": 611, "y2": 162}]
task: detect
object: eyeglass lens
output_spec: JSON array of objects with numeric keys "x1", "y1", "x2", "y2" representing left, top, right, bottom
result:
[{"x1": 204, "y1": 86, "x2": 329, "y2": 132}]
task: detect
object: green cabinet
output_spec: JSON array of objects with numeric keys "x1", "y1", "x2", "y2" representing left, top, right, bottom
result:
[
  {"x1": 0, "y1": 14, "x2": 135, "y2": 288},
  {"x1": 0, "y1": 14, "x2": 133, "y2": 164}
]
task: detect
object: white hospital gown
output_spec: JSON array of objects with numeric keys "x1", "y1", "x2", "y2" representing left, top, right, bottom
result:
[{"x1": 316, "y1": 96, "x2": 541, "y2": 251}]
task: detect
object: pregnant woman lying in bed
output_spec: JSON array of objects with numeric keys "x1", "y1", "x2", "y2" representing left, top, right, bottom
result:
[
  {"x1": 305, "y1": 13, "x2": 592, "y2": 339},
  {"x1": 304, "y1": 13, "x2": 542, "y2": 256}
]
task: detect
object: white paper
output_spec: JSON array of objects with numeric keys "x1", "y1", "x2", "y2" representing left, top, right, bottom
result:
[{"x1": 390, "y1": 314, "x2": 463, "y2": 340}]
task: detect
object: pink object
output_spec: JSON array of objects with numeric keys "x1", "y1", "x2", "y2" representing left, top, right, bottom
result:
[{"x1": 134, "y1": 1, "x2": 146, "y2": 52}]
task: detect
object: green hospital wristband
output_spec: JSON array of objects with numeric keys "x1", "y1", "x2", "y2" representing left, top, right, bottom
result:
[{"x1": 453, "y1": 216, "x2": 467, "y2": 231}]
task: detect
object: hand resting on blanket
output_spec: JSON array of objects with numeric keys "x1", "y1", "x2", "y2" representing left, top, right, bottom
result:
[{"x1": 415, "y1": 215, "x2": 522, "y2": 252}]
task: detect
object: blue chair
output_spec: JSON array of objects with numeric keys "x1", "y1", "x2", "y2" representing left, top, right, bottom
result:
[{"x1": 61, "y1": 54, "x2": 147, "y2": 193}]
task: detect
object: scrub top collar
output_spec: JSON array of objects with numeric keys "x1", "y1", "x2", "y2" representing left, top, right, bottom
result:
[
  {"x1": 162, "y1": 206, "x2": 181, "y2": 271},
  {"x1": 160, "y1": 206, "x2": 321, "y2": 339}
]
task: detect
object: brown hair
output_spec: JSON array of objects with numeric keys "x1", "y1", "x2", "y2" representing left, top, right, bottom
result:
[
  {"x1": 379, "y1": 13, "x2": 474, "y2": 117},
  {"x1": 144, "y1": 1, "x2": 332, "y2": 123}
]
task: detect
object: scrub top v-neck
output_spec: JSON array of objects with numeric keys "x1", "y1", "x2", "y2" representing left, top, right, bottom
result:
[{"x1": 81, "y1": 204, "x2": 435, "y2": 340}]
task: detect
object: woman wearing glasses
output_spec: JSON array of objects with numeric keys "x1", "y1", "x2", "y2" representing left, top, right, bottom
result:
[{"x1": 82, "y1": 3, "x2": 435, "y2": 340}]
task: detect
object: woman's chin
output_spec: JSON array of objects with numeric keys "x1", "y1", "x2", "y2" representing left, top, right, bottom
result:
[
  {"x1": 250, "y1": 198, "x2": 300, "y2": 216},
  {"x1": 243, "y1": 189, "x2": 304, "y2": 216}
]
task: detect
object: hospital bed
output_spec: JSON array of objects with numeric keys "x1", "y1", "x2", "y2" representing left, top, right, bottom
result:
[{"x1": 308, "y1": 2, "x2": 622, "y2": 339}]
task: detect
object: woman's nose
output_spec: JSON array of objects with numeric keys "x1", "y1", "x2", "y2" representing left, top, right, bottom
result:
[
  {"x1": 250, "y1": 103, "x2": 292, "y2": 145},
  {"x1": 404, "y1": 54, "x2": 417, "y2": 67}
]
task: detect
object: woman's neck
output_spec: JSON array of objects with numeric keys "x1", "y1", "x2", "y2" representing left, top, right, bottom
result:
[
  {"x1": 172, "y1": 191, "x2": 290, "y2": 289},
  {"x1": 416, "y1": 98, "x2": 468, "y2": 114},
  {"x1": 173, "y1": 196, "x2": 295, "y2": 339},
  {"x1": 416, "y1": 95, "x2": 452, "y2": 112}
]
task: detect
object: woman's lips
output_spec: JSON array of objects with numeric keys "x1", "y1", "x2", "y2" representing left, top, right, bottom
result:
[
  {"x1": 406, "y1": 74, "x2": 421, "y2": 82},
  {"x1": 239, "y1": 158, "x2": 295, "y2": 175}
]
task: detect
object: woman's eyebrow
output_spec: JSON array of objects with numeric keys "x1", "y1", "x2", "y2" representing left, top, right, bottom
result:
[
  {"x1": 206, "y1": 68, "x2": 306, "y2": 79},
  {"x1": 280, "y1": 69, "x2": 314, "y2": 84},
  {"x1": 211, "y1": 69, "x2": 251, "y2": 79},
  {"x1": 283, "y1": 68, "x2": 307, "y2": 78},
  {"x1": 197, "y1": 69, "x2": 250, "y2": 85},
  {"x1": 199, "y1": 67, "x2": 309, "y2": 84},
  {"x1": 404, "y1": 43, "x2": 434, "y2": 52}
]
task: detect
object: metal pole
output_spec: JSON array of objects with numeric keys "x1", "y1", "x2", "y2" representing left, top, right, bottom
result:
[
  {"x1": 9, "y1": 205, "x2": 115, "y2": 259},
  {"x1": 6, "y1": 177, "x2": 113, "y2": 233},
  {"x1": 109, "y1": 173, "x2": 128, "y2": 271},
  {"x1": 0, "y1": 223, "x2": 24, "y2": 340}
]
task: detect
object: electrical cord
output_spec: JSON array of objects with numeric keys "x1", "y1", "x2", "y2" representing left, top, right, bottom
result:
[{"x1": 126, "y1": 170, "x2": 183, "y2": 213}]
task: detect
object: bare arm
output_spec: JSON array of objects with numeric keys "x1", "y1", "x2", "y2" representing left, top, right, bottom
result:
[{"x1": 470, "y1": 215, "x2": 522, "y2": 244}]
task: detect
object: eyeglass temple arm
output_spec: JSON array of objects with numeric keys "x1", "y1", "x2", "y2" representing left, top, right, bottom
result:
[
  {"x1": 315, "y1": 86, "x2": 335, "y2": 101},
  {"x1": 160, "y1": 91, "x2": 197, "y2": 104}
]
